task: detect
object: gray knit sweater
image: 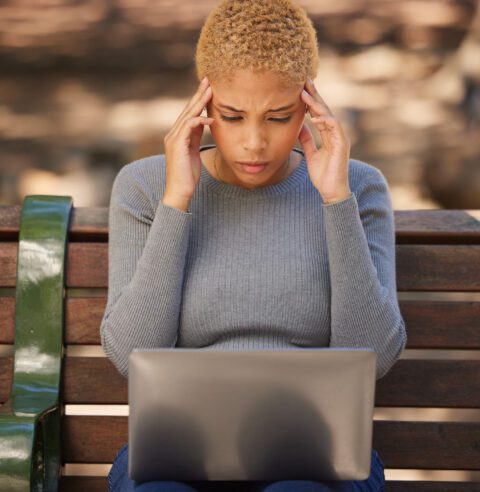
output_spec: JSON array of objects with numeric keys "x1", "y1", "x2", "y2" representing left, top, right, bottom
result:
[{"x1": 100, "y1": 144, "x2": 407, "y2": 380}]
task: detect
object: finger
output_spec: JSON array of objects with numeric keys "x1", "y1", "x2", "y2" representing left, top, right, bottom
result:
[
  {"x1": 189, "y1": 77, "x2": 210, "y2": 107},
  {"x1": 169, "y1": 114, "x2": 213, "y2": 144},
  {"x1": 175, "y1": 81, "x2": 212, "y2": 126},
  {"x1": 311, "y1": 115, "x2": 346, "y2": 141},
  {"x1": 297, "y1": 122, "x2": 317, "y2": 162},
  {"x1": 305, "y1": 79, "x2": 330, "y2": 106},
  {"x1": 189, "y1": 116, "x2": 215, "y2": 149},
  {"x1": 306, "y1": 79, "x2": 335, "y2": 115},
  {"x1": 311, "y1": 115, "x2": 343, "y2": 131},
  {"x1": 188, "y1": 82, "x2": 213, "y2": 116},
  {"x1": 183, "y1": 84, "x2": 213, "y2": 121},
  {"x1": 310, "y1": 116, "x2": 345, "y2": 154},
  {"x1": 301, "y1": 87, "x2": 334, "y2": 118},
  {"x1": 183, "y1": 115, "x2": 214, "y2": 131},
  {"x1": 172, "y1": 86, "x2": 213, "y2": 138},
  {"x1": 181, "y1": 116, "x2": 215, "y2": 145}
]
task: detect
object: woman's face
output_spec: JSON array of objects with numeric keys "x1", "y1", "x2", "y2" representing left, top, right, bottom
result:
[{"x1": 206, "y1": 69, "x2": 307, "y2": 189}]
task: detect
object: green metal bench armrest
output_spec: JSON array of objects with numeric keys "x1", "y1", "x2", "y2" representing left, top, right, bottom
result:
[{"x1": 0, "y1": 195, "x2": 73, "y2": 492}]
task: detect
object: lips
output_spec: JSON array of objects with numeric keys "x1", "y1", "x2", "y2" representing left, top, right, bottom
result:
[
  {"x1": 237, "y1": 161, "x2": 269, "y2": 166},
  {"x1": 238, "y1": 161, "x2": 269, "y2": 174}
]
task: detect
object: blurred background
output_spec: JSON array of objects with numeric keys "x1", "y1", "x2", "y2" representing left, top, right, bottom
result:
[
  {"x1": 0, "y1": 0, "x2": 479, "y2": 210},
  {"x1": 1, "y1": 0, "x2": 480, "y2": 485}
]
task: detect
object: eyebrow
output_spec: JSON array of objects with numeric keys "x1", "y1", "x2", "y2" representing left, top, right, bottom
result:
[{"x1": 215, "y1": 102, "x2": 297, "y2": 113}]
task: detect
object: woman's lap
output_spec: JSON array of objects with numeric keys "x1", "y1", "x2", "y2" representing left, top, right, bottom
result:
[{"x1": 108, "y1": 443, "x2": 385, "y2": 492}]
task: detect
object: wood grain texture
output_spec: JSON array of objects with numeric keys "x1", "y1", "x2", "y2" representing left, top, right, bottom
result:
[
  {"x1": 395, "y1": 245, "x2": 480, "y2": 291},
  {"x1": 61, "y1": 416, "x2": 480, "y2": 470},
  {"x1": 386, "y1": 482, "x2": 480, "y2": 492},
  {"x1": 59, "y1": 477, "x2": 108, "y2": 492},
  {"x1": 2, "y1": 208, "x2": 480, "y2": 243},
  {"x1": 2, "y1": 205, "x2": 479, "y2": 484},
  {"x1": 59, "y1": 358, "x2": 480, "y2": 407},
  {"x1": 2, "y1": 298, "x2": 479, "y2": 348},
  {"x1": 399, "y1": 300, "x2": 480, "y2": 349},
  {"x1": 57, "y1": 477, "x2": 480, "y2": 492},
  {"x1": 3, "y1": 357, "x2": 480, "y2": 407},
  {"x1": 2, "y1": 243, "x2": 480, "y2": 290}
]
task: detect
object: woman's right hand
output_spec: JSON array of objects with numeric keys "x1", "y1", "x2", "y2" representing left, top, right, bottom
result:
[{"x1": 162, "y1": 76, "x2": 214, "y2": 212}]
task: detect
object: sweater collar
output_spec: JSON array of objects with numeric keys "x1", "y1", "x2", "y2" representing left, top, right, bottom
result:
[{"x1": 199, "y1": 144, "x2": 308, "y2": 198}]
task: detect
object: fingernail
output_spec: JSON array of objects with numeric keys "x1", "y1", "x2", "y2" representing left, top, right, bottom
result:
[
  {"x1": 302, "y1": 89, "x2": 311, "y2": 97},
  {"x1": 201, "y1": 76, "x2": 207, "y2": 84}
]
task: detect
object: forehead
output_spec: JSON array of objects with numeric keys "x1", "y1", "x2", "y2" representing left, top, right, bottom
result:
[
  {"x1": 214, "y1": 69, "x2": 299, "y2": 92},
  {"x1": 211, "y1": 70, "x2": 302, "y2": 109}
]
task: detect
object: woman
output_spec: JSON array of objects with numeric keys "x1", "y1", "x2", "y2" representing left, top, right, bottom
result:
[{"x1": 102, "y1": 0, "x2": 406, "y2": 490}]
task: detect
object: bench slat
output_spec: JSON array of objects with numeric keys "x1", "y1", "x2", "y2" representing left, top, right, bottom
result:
[
  {"x1": 0, "y1": 243, "x2": 16, "y2": 286},
  {"x1": 396, "y1": 245, "x2": 480, "y2": 291},
  {"x1": 57, "y1": 477, "x2": 480, "y2": 492},
  {"x1": 376, "y1": 360, "x2": 480, "y2": 407},
  {"x1": 1, "y1": 243, "x2": 480, "y2": 290},
  {"x1": 59, "y1": 477, "x2": 107, "y2": 492},
  {"x1": 1, "y1": 204, "x2": 479, "y2": 489},
  {"x1": 3, "y1": 298, "x2": 480, "y2": 349},
  {"x1": 61, "y1": 359, "x2": 480, "y2": 408},
  {"x1": 399, "y1": 300, "x2": 480, "y2": 349},
  {"x1": 62, "y1": 243, "x2": 480, "y2": 292},
  {"x1": 3, "y1": 357, "x2": 479, "y2": 407},
  {"x1": 2, "y1": 207, "x2": 479, "y2": 243},
  {"x1": 374, "y1": 420, "x2": 480, "y2": 469},
  {"x1": 387, "y1": 482, "x2": 480, "y2": 491},
  {"x1": 61, "y1": 416, "x2": 480, "y2": 470}
]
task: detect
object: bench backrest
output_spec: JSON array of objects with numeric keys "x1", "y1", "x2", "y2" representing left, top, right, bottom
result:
[{"x1": 1, "y1": 203, "x2": 480, "y2": 491}]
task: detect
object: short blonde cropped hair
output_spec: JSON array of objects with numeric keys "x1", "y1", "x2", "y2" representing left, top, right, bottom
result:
[{"x1": 195, "y1": 0, "x2": 320, "y2": 87}]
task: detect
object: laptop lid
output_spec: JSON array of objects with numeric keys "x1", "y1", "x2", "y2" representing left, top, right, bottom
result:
[{"x1": 128, "y1": 347, "x2": 376, "y2": 482}]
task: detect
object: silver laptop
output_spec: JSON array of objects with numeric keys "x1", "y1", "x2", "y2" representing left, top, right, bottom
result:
[{"x1": 128, "y1": 347, "x2": 376, "y2": 482}]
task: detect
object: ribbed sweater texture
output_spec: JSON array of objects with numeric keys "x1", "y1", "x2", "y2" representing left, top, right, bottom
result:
[{"x1": 100, "y1": 144, "x2": 407, "y2": 380}]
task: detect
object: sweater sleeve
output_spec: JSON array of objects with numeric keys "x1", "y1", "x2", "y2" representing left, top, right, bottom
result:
[
  {"x1": 100, "y1": 163, "x2": 192, "y2": 378},
  {"x1": 322, "y1": 165, "x2": 407, "y2": 380}
]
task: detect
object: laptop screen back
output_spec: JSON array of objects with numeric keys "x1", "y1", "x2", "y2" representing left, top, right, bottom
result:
[{"x1": 128, "y1": 347, "x2": 376, "y2": 482}]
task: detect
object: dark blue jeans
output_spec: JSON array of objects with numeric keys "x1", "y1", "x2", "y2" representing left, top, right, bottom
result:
[{"x1": 108, "y1": 443, "x2": 385, "y2": 491}]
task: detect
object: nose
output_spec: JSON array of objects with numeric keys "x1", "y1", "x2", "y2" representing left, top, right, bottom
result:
[{"x1": 242, "y1": 122, "x2": 267, "y2": 154}]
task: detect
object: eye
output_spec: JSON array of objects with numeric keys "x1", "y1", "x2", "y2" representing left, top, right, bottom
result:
[
  {"x1": 270, "y1": 117, "x2": 291, "y2": 123},
  {"x1": 220, "y1": 115, "x2": 292, "y2": 123},
  {"x1": 220, "y1": 115, "x2": 242, "y2": 122}
]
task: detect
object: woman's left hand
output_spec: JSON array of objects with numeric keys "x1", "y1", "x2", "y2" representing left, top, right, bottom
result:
[{"x1": 298, "y1": 78, "x2": 352, "y2": 205}]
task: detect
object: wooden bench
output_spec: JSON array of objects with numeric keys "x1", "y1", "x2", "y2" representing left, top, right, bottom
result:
[{"x1": 0, "y1": 195, "x2": 479, "y2": 491}]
